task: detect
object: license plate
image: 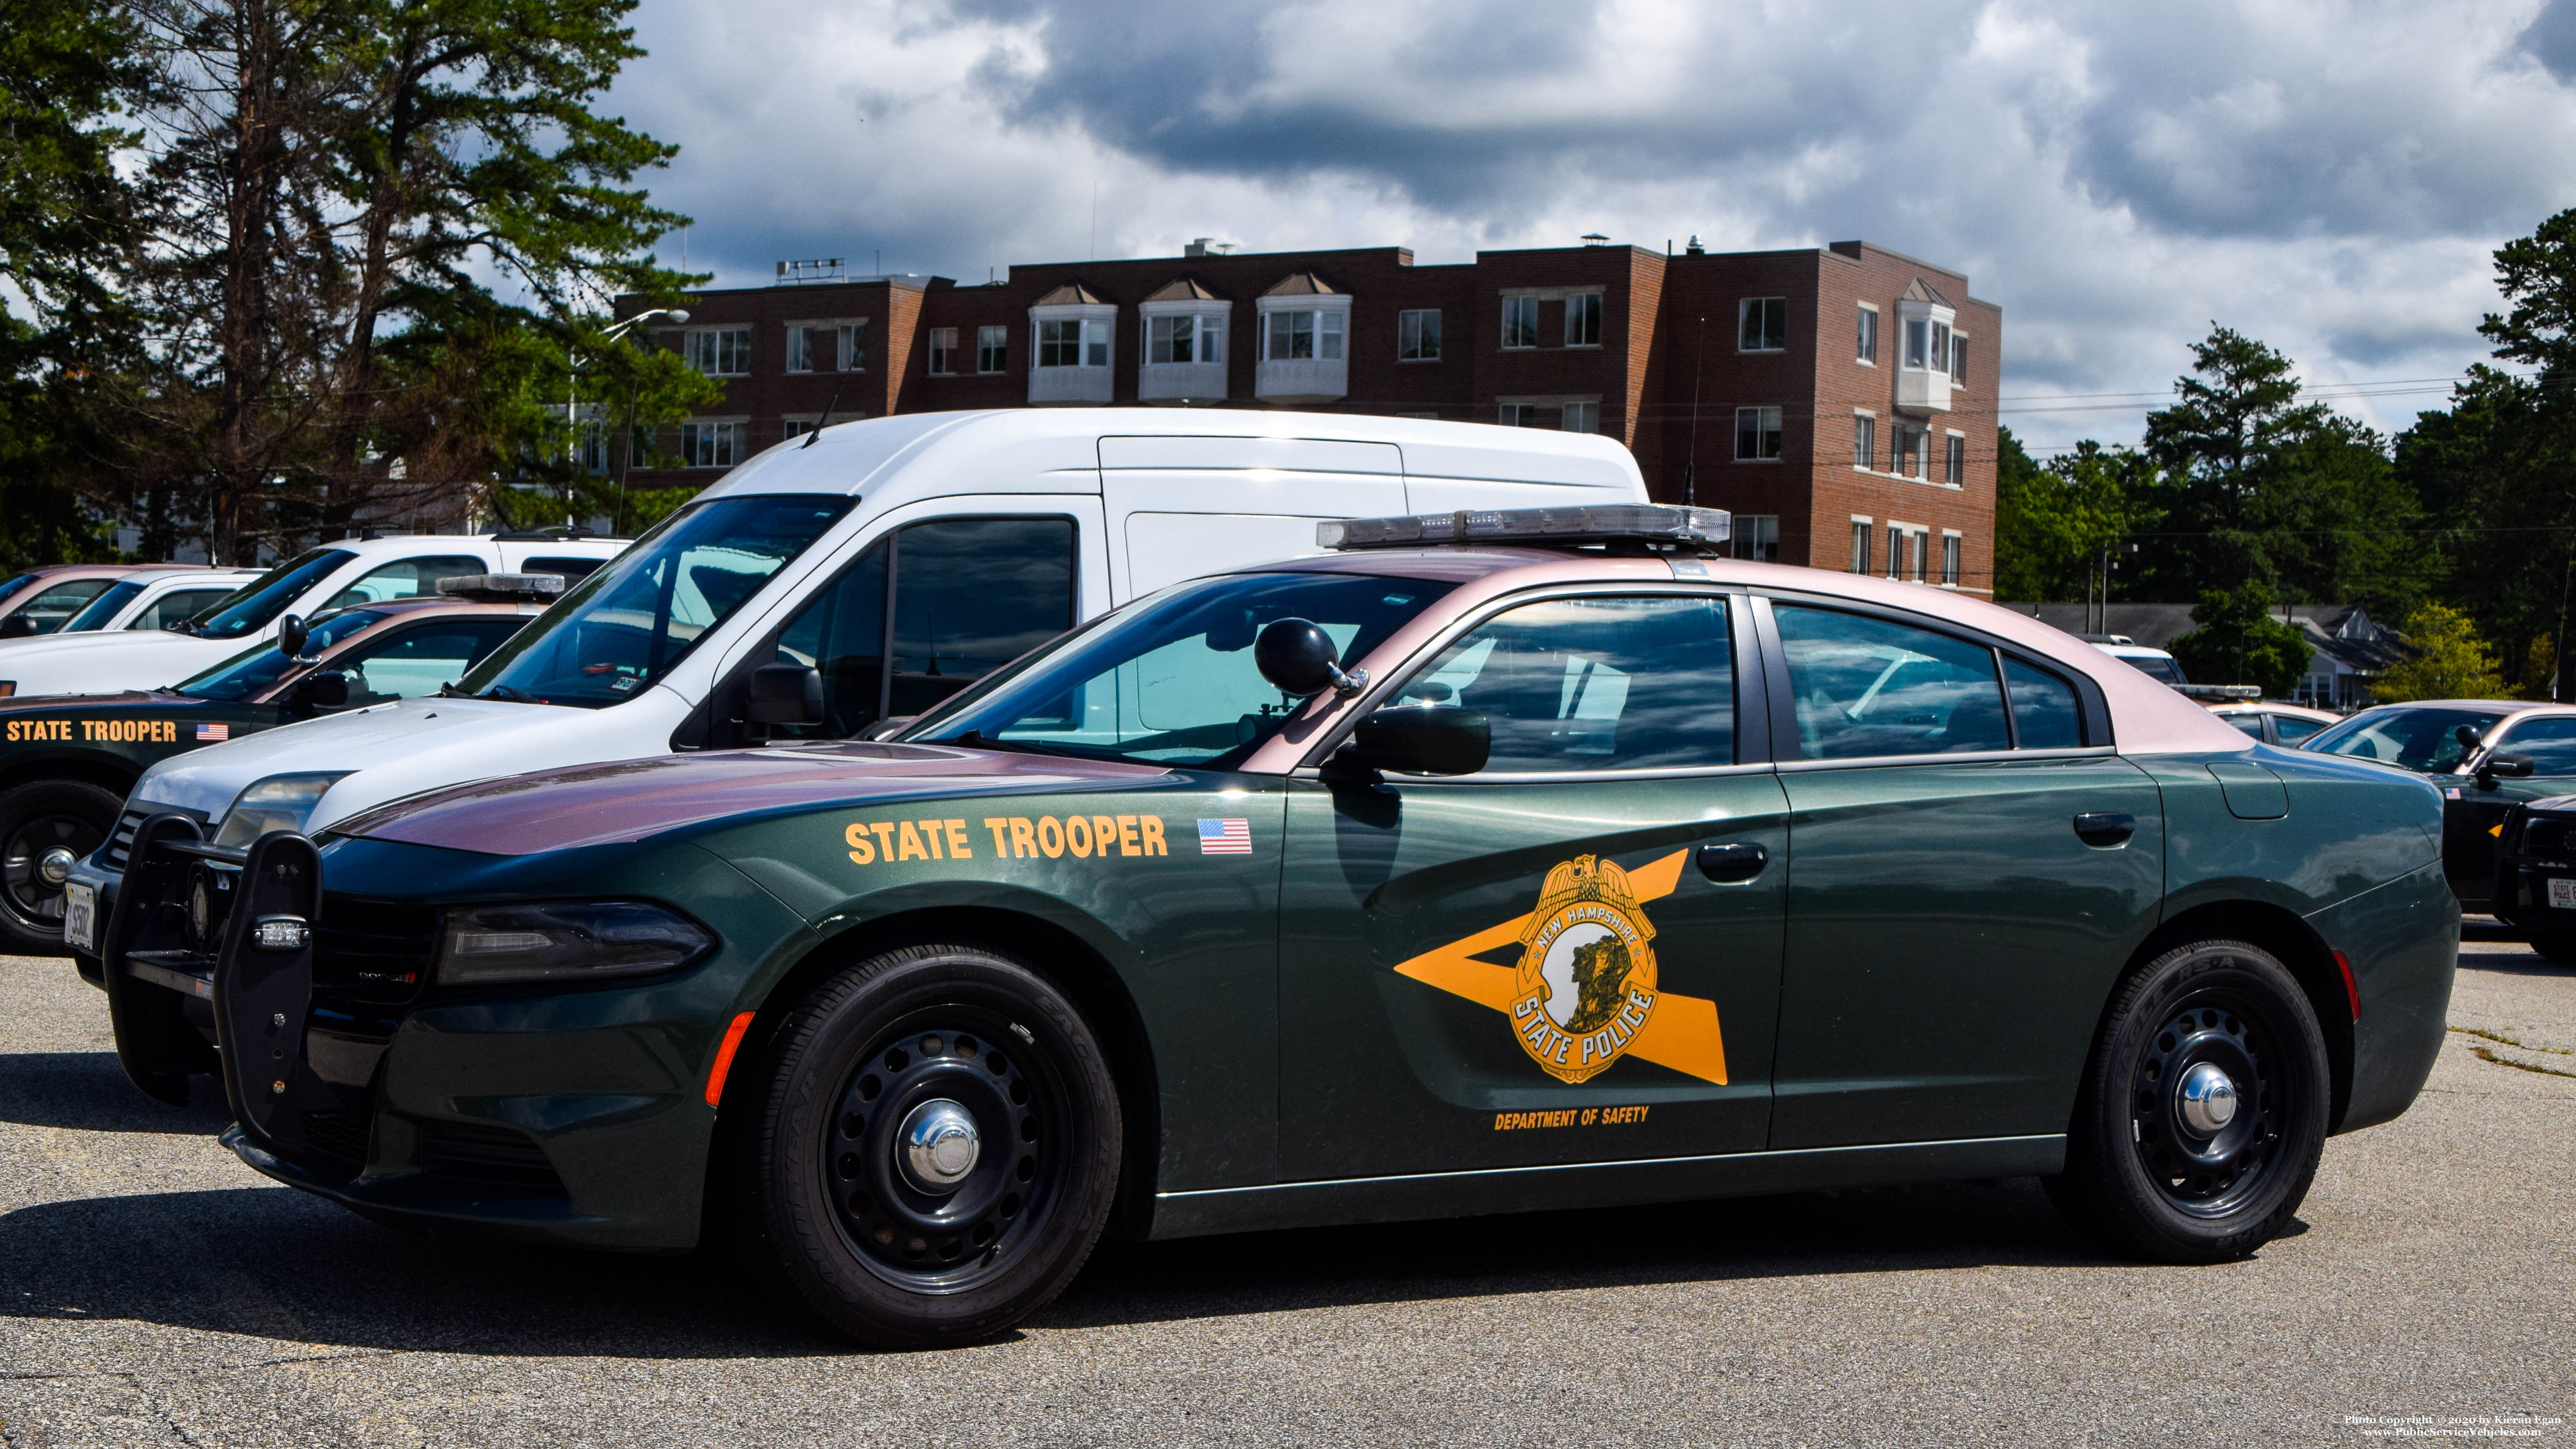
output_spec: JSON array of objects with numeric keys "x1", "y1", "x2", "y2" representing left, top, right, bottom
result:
[
  {"x1": 2549, "y1": 877, "x2": 2576, "y2": 911},
  {"x1": 62, "y1": 883, "x2": 95, "y2": 952}
]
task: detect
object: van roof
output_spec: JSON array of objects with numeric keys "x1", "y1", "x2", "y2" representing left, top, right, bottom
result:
[{"x1": 695, "y1": 408, "x2": 1648, "y2": 504}]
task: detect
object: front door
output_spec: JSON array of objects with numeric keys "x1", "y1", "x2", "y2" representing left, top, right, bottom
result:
[
  {"x1": 1280, "y1": 588, "x2": 1787, "y2": 1181},
  {"x1": 1761, "y1": 599, "x2": 2165, "y2": 1149}
]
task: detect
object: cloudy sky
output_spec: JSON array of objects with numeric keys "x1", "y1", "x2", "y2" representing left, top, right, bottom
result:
[{"x1": 605, "y1": 0, "x2": 2576, "y2": 452}]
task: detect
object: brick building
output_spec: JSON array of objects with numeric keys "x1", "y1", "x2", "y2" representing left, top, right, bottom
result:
[{"x1": 627, "y1": 238, "x2": 2000, "y2": 590}]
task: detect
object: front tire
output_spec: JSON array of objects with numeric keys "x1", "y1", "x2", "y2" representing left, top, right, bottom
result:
[
  {"x1": 2047, "y1": 939, "x2": 2330, "y2": 1264},
  {"x1": 0, "y1": 780, "x2": 119, "y2": 956},
  {"x1": 743, "y1": 942, "x2": 1120, "y2": 1348},
  {"x1": 2525, "y1": 922, "x2": 2576, "y2": 963}
]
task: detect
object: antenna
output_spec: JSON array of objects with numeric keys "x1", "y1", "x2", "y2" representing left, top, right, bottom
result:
[
  {"x1": 802, "y1": 389, "x2": 842, "y2": 449},
  {"x1": 1683, "y1": 316, "x2": 1707, "y2": 508}
]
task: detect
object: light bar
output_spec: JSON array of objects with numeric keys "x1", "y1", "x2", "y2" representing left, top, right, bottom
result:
[
  {"x1": 1318, "y1": 504, "x2": 1732, "y2": 552},
  {"x1": 435, "y1": 572, "x2": 567, "y2": 601}
]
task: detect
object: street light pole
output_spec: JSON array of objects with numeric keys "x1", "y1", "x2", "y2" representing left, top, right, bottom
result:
[{"x1": 572, "y1": 305, "x2": 689, "y2": 537}]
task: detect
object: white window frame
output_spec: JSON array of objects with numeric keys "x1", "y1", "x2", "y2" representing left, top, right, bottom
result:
[
  {"x1": 1560, "y1": 400, "x2": 1599, "y2": 434},
  {"x1": 1734, "y1": 405, "x2": 1783, "y2": 462},
  {"x1": 685, "y1": 328, "x2": 751, "y2": 377},
  {"x1": 1738, "y1": 297, "x2": 1786, "y2": 353},
  {"x1": 1146, "y1": 311, "x2": 1226, "y2": 365},
  {"x1": 678, "y1": 417, "x2": 747, "y2": 468},
  {"x1": 1853, "y1": 412, "x2": 1876, "y2": 471},
  {"x1": 1398, "y1": 309, "x2": 1442, "y2": 361},
  {"x1": 1564, "y1": 292, "x2": 1603, "y2": 348},
  {"x1": 1498, "y1": 403, "x2": 1539, "y2": 427},
  {"x1": 1732, "y1": 514, "x2": 1781, "y2": 564},
  {"x1": 1904, "y1": 317, "x2": 1929, "y2": 369},
  {"x1": 1857, "y1": 303, "x2": 1879, "y2": 365},
  {"x1": 1850, "y1": 517, "x2": 1872, "y2": 574},
  {"x1": 1950, "y1": 331, "x2": 1969, "y2": 384},
  {"x1": 976, "y1": 324, "x2": 1008, "y2": 374},
  {"x1": 1035, "y1": 316, "x2": 1111, "y2": 369},
  {"x1": 1945, "y1": 430, "x2": 1967, "y2": 486},
  {"x1": 1258, "y1": 308, "x2": 1340, "y2": 362},
  {"x1": 1501, "y1": 296, "x2": 1539, "y2": 350},
  {"x1": 1941, "y1": 531, "x2": 1963, "y2": 588},
  {"x1": 927, "y1": 327, "x2": 957, "y2": 376}
]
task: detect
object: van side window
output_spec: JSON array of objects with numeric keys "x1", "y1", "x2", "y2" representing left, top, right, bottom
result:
[
  {"x1": 767, "y1": 540, "x2": 888, "y2": 740},
  {"x1": 320, "y1": 556, "x2": 485, "y2": 613},
  {"x1": 521, "y1": 555, "x2": 608, "y2": 583}
]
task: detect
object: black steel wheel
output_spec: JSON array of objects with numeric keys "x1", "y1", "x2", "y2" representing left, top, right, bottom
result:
[
  {"x1": 0, "y1": 780, "x2": 119, "y2": 956},
  {"x1": 2047, "y1": 938, "x2": 2330, "y2": 1263},
  {"x1": 742, "y1": 941, "x2": 1119, "y2": 1348}
]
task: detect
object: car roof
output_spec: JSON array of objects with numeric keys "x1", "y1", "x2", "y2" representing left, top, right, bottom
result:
[{"x1": 2356, "y1": 699, "x2": 2565, "y2": 713}]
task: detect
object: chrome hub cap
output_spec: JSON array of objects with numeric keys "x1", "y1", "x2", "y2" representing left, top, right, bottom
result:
[
  {"x1": 2129, "y1": 983, "x2": 2295, "y2": 1218},
  {"x1": 2176, "y1": 1062, "x2": 2238, "y2": 1135},
  {"x1": 899, "y1": 1099, "x2": 981, "y2": 1192},
  {"x1": 36, "y1": 847, "x2": 75, "y2": 886}
]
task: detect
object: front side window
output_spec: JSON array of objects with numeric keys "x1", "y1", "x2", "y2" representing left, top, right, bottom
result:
[
  {"x1": 1857, "y1": 305, "x2": 1879, "y2": 363},
  {"x1": 63, "y1": 579, "x2": 147, "y2": 632},
  {"x1": 1398, "y1": 309, "x2": 1441, "y2": 361},
  {"x1": 1560, "y1": 401, "x2": 1598, "y2": 434},
  {"x1": 1775, "y1": 605, "x2": 2012, "y2": 759},
  {"x1": 1853, "y1": 414, "x2": 1876, "y2": 469},
  {"x1": 2272, "y1": 713, "x2": 2327, "y2": 745},
  {"x1": 687, "y1": 329, "x2": 751, "y2": 376},
  {"x1": 1734, "y1": 405, "x2": 1783, "y2": 461},
  {"x1": 318, "y1": 555, "x2": 485, "y2": 613},
  {"x1": 2496, "y1": 716, "x2": 2576, "y2": 774},
  {"x1": 1501, "y1": 296, "x2": 1538, "y2": 350},
  {"x1": 906, "y1": 571, "x2": 1453, "y2": 769},
  {"x1": 977, "y1": 325, "x2": 1008, "y2": 373},
  {"x1": 928, "y1": 328, "x2": 957, "y2": 375},
  {"x1": 1732, "y1": 515, "x2": 1780, "y2": 563},
  {"x1": 175, "y1": 610, "x2": 389, "y2": 702},
  {"x1": 186, "y1": 550, "x2": 359, "y2": 640},
  {"x1": 332, "y1": 620, "x2": 529, "y2": 707},
  {"x1": 1398, "y1": 595, "x2": 1734, "y2": 772},
  {"x1": 456, "y1": 495, "x2": 853, "y2": 709},
  {"x1": 1739, "y1": 296, "x2": 1786, "y2": 352},
  {"x1": 1564, "y1": 292, "x2": 1602, "y2": 347},
  {"x1": 681, "y1": 420, "x2": 743, "y2": 468},
  {"x1": 2308, "y1": 707, "x2": 2504, "y2": 773}
]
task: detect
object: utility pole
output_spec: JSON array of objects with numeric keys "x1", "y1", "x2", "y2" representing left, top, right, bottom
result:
[{"x1": 2557, "y1": 554, "x2": 2573, "y2": 702}]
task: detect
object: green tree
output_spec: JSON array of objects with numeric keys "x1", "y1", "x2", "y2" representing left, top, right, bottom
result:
[
  {"x1": 2373, "y1": 603, "x2": 2507, "y2": 703},
  {"x1": 1993, "y1": 430, "x2": 2152, "y2": 602},
  {"x1": 2166, "y1": 579, "x2": 2313, "y2": 697}
]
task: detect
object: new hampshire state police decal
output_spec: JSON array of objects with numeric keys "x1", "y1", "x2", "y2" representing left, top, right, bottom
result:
[{"x1": 1511, "y1": 855, "x2": 1659, "y2": 1084}]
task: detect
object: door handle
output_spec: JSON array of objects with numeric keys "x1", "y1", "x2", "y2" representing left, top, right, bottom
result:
[
  {"x1": 2073, "y1": 811, "x2": 2136, "y2": 847},
  {"x1": 1696, "y1": 841, "x2": 1770, "y2": 883}
]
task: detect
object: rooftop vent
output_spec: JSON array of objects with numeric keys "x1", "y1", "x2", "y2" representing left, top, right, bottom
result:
[
  {"x1": 1581, "y1": 233, "x2": 1610, "y2": 246},
  {"x1": 1183, "y1": 238, "x2": 1238, "y2": 257},
  {"x1": 1685, "y1": 235, "x2": 1705, "y2": 256}
]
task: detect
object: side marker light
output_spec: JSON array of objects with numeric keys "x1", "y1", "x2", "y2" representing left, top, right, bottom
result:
[
  {"x1": 705, "y1": 1011, "x2": 756, "y2": 1108},
  {"x1": 2331, "y1": 950, "x2": 2361, "y2": 1023}
]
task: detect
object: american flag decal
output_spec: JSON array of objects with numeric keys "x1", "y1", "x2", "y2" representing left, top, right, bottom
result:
[
  {"x1": 1196, "y1": 818, "x2": 1252, "y2": 855},
  {"x1": 196, "y1": 723, "x2": 229, "y2": 742}
]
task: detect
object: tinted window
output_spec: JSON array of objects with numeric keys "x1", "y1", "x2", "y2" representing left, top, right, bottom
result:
[
  {"x1": 132, "y1": 589, "x2": 233, "y2": 630},
  {"x1": 189, "y1": 550, "x2": 358, "y2": 639},
  {"x1": 2116, "y1": 653, "x2": 2184, "y2": 685},
  {"x1": 2224, "y1": 713, "x2": 2264, "y2": 739},
  {"x1": 13, "y1": 577, "x2": 113, "y2": 633},
  {"x1": 173, "y1": 611, "x2": 389, "y2": 702},
  {"x1": 2308, "y1": 706, "x2": 2503, "y2": 773},
  {"x1": 0, "y1": 574, "x2": 37, "y2": 607},
  {"x1": 2272, "y1": 713, "x2": 2326, "y2": 745},
  {"x1": 2498, "y1": 715, "x2": 2576, "y2": 775},
  {"x1": 522, "y1": 554, "x2": 609, "y2": 582},
  {"x1": 766, "y1": 540, "x2": 887, "y2": 739},
  {"x1": 333, "y1": 620, "x2": 526, "y2": 706},
  {"x1": 1776, "y1": 606, "x2": 2011, "y2": 759},
  {"x1": 62, "y1": 580, "x2": 147, "y2": 631},
  {"x1": 318, "y1": 555, "x2": 486, "y2": 613},
  {"x1": 1403, "y1": 595, "x2": 1733, "y2": 771},
  {"x1": 889, "y1": 519, "x2": 1077, "y2": 716},
  {"x1": 2004, "y1": 658, "x2": 2085, "y2": 749},
  {"x1": 457, "y1": 496, "x2": 853, "y2": 708},
  {"x1": 910, "y1": 571, "x2": 1451, "y2": 768}
]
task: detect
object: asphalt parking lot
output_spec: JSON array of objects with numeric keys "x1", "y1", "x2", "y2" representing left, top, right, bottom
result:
[{"x1": 1, "y1": 937, "x2": 2568, "y2": 1449}]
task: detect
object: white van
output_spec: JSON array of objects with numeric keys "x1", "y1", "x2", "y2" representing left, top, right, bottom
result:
[
  {"x1": 0, "y1": 533, "x2": 628, "y2": 699},
  {"x1": 66, "y1": 408, "x2": 1650, "y2": 956}
]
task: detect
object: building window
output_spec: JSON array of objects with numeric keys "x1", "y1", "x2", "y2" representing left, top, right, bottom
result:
[
  {"x1": 1885, "y1": 526, "x2": 1905, "y2": 581},
  {"x1": 1734, "y1": 405, "x2": 1783, "y2": 461},
  {"x1": 1908, "y1": 530, "x2": 1927, "y2": 582},
  {"x1": 1564, "y1": 292, "x2": 1603, "y2": 347},
  {"x1": 1561, "y1": 401, "x2": 1598, "y2": 434},
  {"x1": 839, "y1": 323, "x2": 867, "y2": 372},
  {"x1": 1894, "y1": 424, "x2": 1927, "y2": 479},
  {"x1": 1261, "y1": 309, "x2": 1342, "y2": 360},
  {"x1": 1738, "y1": 297, "x2": 1786, "y2": 352},
  {"x1": 680, "y1": 420, "x2": 743, "y2": 468},
  {"x1": 686, "y1": 329, "x2": 751, "y2": 376},
  {"x1": 1501, "y1": 296, "x2": 1539, "y2": 350},
  {"x1": 928, "y1": 328, "x2": 957, "y2": 376},
  {"x1": 1904, "y1": 317, "x2": 1929, "y2": 368},
  {"x1": 787, "y1": 328, "x2": 812, "y2": 374},
  {"x1": 1036, "y1": 317, "x2": 1108, "y2": 368},
  {"x1": 1148, "y1": 313, "x2": 1222, "y2": 364},
  {"x1": 1931, "y1": 321, "x2": 1952, "y2": 378},
  {"x1": 1857, "y1": 305, "x2": 1879, "y2": 364},
  {"x1": 1850, "y1": 519, "x2": 1871, "y2": 574},
  {"x1": 1945, "y1": 433, "x2": 1966, "y2": 485},
  {"x1": 1498, "y1": 403, "x2": 1539, "y2": 427},
  {"x1": 1853, "y1": 413, "x2": 1876, "y2": 469},
  {"x1": 577, "y1": 420, "x2": 609, "y2": 474},
  {"x1": 1732, "y1": 514, "x2": 1780, "y2": 563},
  {"x1": 1398, "y1": 309, "x2": 1442, "y2": 361},
  {"x1": 782, "y1": 417, "x2": 818, "y2": 441},
  {"x1": 1950, "y1": 333, "x2": 1968, "y2": 384},
  {"x1": 1941, "y1": 533, "x2": 1962, "y2": 587},
  {"x1": 977, "y1": 325, "x2": 1007, "y2": 374}
]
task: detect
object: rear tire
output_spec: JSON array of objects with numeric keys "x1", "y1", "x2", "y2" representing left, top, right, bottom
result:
[
  {"x1": 740, "y1": 942, "x2": 1120, "y2": 1348},
  {"x1": 2046, "y1": 938, "x2": 2330, "y2": 1264},
  {"x1": 0, "y1": 780, "x2": 119, "y2": 957}
]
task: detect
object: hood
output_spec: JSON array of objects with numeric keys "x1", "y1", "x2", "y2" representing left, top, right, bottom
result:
[
  {"x1": 0, "y1": 629, "x2": 239, "y2": 696},
  {"x1": 0, "y1": 689, "x2": 173, "y2": 715},
  {"x1": 131, "y1": 694, "x2": 537, "y2": 817},
  {"x1": 331, "y1": 742, "x2": 1171, "y2": 856}
]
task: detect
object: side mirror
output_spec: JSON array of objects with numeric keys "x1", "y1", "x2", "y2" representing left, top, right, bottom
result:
[
  {"x1": 278, "y1": 614, "x2": 310, "y2": 660},
  {"x1": 1255, "y1": 618, "x2": 1366, "y2": 698},
  {"x1": 2485, "y1": 751, "x2": 2537, "y2": 780},
  {"x1": 747, "y1": 662, "x2": 825, "y2": 725},
  {"x1": 2455, "y1": 723, "x2": 2483, "y2": 752},
  {"x1": 1342, "y1": 704, "x2": 1490, "y2": 776},
  {"x1": 298, "y1": 671, "x2": 350, "y2": 708},
  {"x1": 0, "y1": 615, "x2": 33, "y2": 639}
]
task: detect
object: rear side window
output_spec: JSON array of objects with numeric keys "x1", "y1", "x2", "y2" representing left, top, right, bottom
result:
[
  {"x1": 132, "y1": 588, "x2": 234, "y2": 630},
  {"x1": 1401, "y1": 595, "x2": 1734, "y2": 772},
  {"x1": 522, "y1": 555, "x2": 609, "y2": 582},
  {"x1": 2272, "y1": 713, "x2": 2326, "y2": 745},
  {"x1": 319, "y1": 556, "x2": 486, "y2": 613},
  {"x1": 2004, "y1": 658, "x2": 2085, "y2": 749},
  {"x1": 1776, "y1": 606, "x2": 2011, "y2": 759}
]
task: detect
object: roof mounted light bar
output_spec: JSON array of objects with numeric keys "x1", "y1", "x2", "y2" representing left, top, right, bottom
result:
[
  {"x1": 1319, "y1": 504, "x2": 1732, "y2": 554},
  {"x1": 435, "y1": 572, "x2": 567, "y2": 603}
]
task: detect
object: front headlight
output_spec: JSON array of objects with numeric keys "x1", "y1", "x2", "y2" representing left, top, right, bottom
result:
[
  {"x1": 213, "y1": 772, "x2": 351, "y2": 849},
  {"x1": 438, "y1": 900, "x2": 714, "y2": 986}
]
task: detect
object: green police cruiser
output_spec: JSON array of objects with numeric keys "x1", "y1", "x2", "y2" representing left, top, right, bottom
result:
[{"x1": 103, "y1": 506, "x2": 2457, "y2": 1348}]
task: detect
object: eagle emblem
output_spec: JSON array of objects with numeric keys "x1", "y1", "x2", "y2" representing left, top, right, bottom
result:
[{"x1": 1510, "y1": 854, "x2": 1661, "y2": 1083}]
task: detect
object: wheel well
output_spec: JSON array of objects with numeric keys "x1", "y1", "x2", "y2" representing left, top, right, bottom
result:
[
  {"x1": 2129, "y1": 899, "x2": 2356, "y2": 1132},
  {"x1": 711, "y1": 906, "x2": 1164, "y2": 1241},
  {"x1": 0, "y1": 758, "x2": 138, "y2": 802}
]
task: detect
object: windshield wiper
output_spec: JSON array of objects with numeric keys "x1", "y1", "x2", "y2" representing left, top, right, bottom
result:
[
  {"x1": 933, "y1": 729, "x2": 1083, "y2": 759},
  {"x1": 477, "y1": 683, "x2": 541, "y2": 704}
]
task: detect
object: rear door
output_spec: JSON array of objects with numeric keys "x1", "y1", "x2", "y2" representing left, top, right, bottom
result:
[
  {"x1": 1761, "y1": 596, "x2": 2165, "y2": 1149},
  {"x1": 1099, "y1": 435, "x2": 1404, "y2": 601}
]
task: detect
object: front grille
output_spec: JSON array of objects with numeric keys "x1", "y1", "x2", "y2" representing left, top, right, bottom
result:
[
  {"x1": 417, "y1": 1119, "x2": 563, "y2": 1186},
  {"x1": 301, "y1": 1110, "x2": 374, "y2": 1165},
  {"x1": 313, "y1": 894, "x2": 438, "y2": 1007},
  {"x1": 103, "y1": 803, "x2": 208, "y2": 871}
]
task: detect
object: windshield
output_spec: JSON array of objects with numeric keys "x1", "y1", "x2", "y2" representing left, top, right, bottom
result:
[
  {"x1": 904, "y1": 571, "x2": 1454, "y2": 768},
  {"x1": 187, "y1": 549, "x2": 358, "y2": 640},
  {"x1": 455, "y1": 494, "x2": 854, "y2": 707},
  {"x1": 174, "y1": 610, "x2": 389, "y2": 701},
  {"x1": 63, "y1": 579, "x2": 147, "y2": 632},
  {"x1": 2306, "y1": 706, "x2": 2504, "y2": 773}
]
